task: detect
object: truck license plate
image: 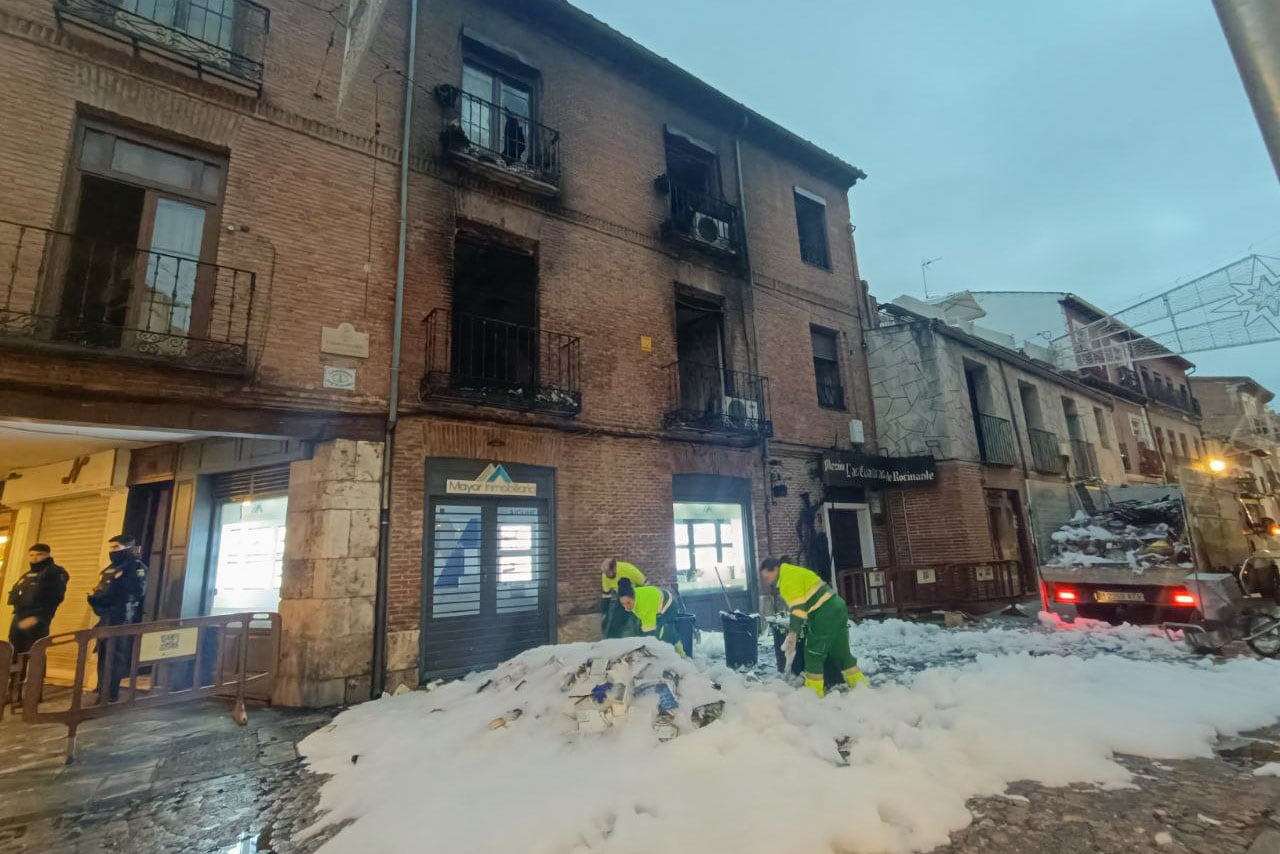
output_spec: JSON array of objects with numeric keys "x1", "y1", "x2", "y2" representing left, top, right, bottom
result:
[{"x1": 1094, "y1": 590, "x2": 1146, "y2": 603}]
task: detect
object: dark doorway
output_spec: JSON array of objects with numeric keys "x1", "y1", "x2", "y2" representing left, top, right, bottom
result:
[
  {"x1": 123, "y1": 480, "x2": 173, "y2": 621},
  {"x1": 675, "y1": 291, "x2": 725, "y2": 416},
  {"x1": 664, "y1": 132, "x2": 719, "y2": 197},
  {"x1": 451, "y1": 233, "x2": 538, "y2": 391},
  {"x1": 60, "y1": 175, "x2": 145, "y2": 346},
  {"x1": 827, "y1": 508, "x2": 865, "y2": 584}
]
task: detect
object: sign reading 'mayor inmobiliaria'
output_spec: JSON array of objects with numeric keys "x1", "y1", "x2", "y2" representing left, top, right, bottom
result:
[{"x1": 820, "y1": 452, "x2": 938, "y2": 489}]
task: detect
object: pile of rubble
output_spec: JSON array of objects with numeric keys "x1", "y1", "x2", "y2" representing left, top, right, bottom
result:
[
  {"x1": 472, "y1": 640, "x2": 725, "y2": 744},
  {"x1": 1047, "y1": 498, "x2": 1194, "y2": 571}
]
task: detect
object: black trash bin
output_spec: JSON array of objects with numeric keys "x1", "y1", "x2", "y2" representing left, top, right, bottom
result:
[{"x1": 721, "y1": 610, "x2": 759, "y2": 668}]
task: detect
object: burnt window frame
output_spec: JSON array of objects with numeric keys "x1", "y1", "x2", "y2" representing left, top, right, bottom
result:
[{"x1": 793, "y1": 187, "x2": 831, "y2": 270}]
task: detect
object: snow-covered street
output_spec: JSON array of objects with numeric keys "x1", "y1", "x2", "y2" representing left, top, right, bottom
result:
[{"x1": 298, "y1": 617, "x2": 1280, "y2": 854}]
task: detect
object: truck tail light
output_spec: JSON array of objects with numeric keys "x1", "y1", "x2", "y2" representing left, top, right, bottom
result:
[
  {"x1": 1172, "y1": 590, "x2": 1197, "y2": 607},
  {"x1": 1055, "y1": 587, "x2": 1079, "y2": 603}
]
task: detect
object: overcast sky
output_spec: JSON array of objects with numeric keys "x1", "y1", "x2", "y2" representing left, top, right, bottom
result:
[{"x1": 573, "y1": 0, "x2": 1280, "y2": 394}]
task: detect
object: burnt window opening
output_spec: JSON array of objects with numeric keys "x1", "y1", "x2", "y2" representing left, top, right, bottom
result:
[
  {"x1": 664, "y1": 132, "x2": 720, "y2": 198},
  {"x1": 450, "y1": 233, "x2": 538, "y2": 391},
  {"x1": 675, "y1": 291, "x2": 726, "y2": 413},
  {"x1": 810, "y1": 326, "x2": 844, "y2": 410},
  {"x1": 794, "y1": 190, "x2": 830, "y2": 269}
]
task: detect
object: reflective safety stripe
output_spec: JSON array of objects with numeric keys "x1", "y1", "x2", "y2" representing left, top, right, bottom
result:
[{"x1": 782, "y1": 580, "x2": 825, "y2": 608}]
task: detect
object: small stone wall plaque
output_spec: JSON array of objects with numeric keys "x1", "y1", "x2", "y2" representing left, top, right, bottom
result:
[
  {"x1": 321, "y1": 323, "x2": 370, "y2": 358},
  {"x1": 324, "y1": 366, "x2": 357, "y2": 390}
]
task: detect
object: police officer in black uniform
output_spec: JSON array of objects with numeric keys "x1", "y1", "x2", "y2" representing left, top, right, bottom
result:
[
  {"x1": 7, "y1": 543, "x2": 69, "y2": 653},
  {"x1": 88, "y1": 534, "x2": 147, "y2": 703},
  {"x1": 6, "y1": 543, "x2": 69, "y2": 704}
]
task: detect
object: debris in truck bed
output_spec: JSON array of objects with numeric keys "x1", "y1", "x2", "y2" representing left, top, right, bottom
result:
[{"x1": 1046, "y1": 497, "x2": 1194, "y2": 571}]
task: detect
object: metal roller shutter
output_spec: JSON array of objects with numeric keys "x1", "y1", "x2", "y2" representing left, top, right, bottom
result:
[
  {"x1": 38, "y1": 494, "x2": 112, "y2": 680},
  {"x1": 424, "y1": 499, "x2": 553, "y2": 679},
  {"x1": 212, "y1": 465, "x2": 291, "y2": 502}
]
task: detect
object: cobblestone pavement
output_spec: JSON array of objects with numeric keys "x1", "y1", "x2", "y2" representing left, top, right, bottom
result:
[
  {"x1": 0, "y1": 699, "x2": 339, "y2": 853},
  {"x1": 934, "y1": 727, "x2": 1280, "y2": 854},
  {"x1": 5, "y1": 692, "x2": 1280, "y2": 852}
]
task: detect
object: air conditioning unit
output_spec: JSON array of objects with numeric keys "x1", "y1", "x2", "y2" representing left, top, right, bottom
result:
[
  {"x1": 722, "y1": 395, "x2": 760, "y2": 428},
  {"x1": 689, "y1": 210, "x2": 734, "y2": 252}
]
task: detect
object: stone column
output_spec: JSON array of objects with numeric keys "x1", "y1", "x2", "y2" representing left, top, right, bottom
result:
[{"x1": 275, "y1": 439, "x2": 383, "y2": 707}]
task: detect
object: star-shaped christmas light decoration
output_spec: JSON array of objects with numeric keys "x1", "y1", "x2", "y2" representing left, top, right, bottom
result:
[{"x1": 1227, "y1": 265, "x2": 1280, "y2": 333}]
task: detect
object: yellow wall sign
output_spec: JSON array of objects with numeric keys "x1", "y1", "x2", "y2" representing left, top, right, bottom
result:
[
  {"x1": 138, "y1": 627, "x2": 199, "y2": 662},
  {"x1": 639, "y1": 335, "x2": 652, "y2": 353}
]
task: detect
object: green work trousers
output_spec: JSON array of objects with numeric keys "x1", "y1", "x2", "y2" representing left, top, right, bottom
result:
[{"x1": 802, "y1": 596, "x2": 857, "y2": 676}]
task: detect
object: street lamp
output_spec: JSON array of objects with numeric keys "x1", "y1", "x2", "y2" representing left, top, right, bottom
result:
[{"x1": 1208, "y1": 458, "x2": 1228, "y2": 473}]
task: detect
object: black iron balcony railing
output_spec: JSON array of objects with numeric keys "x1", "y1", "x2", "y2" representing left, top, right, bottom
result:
[
  {"x1": 665, "y1": 362, "x2": 771, "y2": 438},
  {"x1": 1070, "y1": 439, "x2": 1100, "y2": 479},
  {"x1": 974, "y1": 413, "x2": 1017, "y2": 466},
  {"x1": 1115, "y1": 366, "x2": 1142, "y2": 394},
  {"x1": 1027, "y1": 428, "x2": 1064, "y2": 475},
  {"x1": 1140, "y1": 374, "x2": 1200, "y2": 415},
  {"x1": 420, "y1": 309, "x2": 581, "y2": 415},
  {"x1": 816, "y1": 381, "x2": 845, "y2": 410},
  {"x1": 0, "y1": 220, "x2": 258, "y2": 374},
  {"x1": 437, "y1": 87, "x2": 561, "y2": 192},
  {"x1": 54, "y1": 0, "x2": 269, "y2": 89},
  {"x1": 662, "y1": 182, "x2": 742, "y2": 256}
]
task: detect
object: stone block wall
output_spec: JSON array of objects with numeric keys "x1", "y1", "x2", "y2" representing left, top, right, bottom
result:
[{"x1": 276, "y1": 439, "x2": 383, "y2": 707}]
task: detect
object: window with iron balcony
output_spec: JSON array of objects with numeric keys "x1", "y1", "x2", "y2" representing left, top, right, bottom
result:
[
  {"x1": 54, "y1": 0, "x2": 270, "y2": 91},
  {"x1": 436, "y1": 42, "x2": 561, "y2": 196}
]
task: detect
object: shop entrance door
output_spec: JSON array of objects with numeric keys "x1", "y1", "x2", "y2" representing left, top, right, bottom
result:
[
  {"x1": 424, "y1": 498, "x2": 552, "y2": 679},
  {"x1": 824, "y1": 503, "x2": 880, "y2": 608}
]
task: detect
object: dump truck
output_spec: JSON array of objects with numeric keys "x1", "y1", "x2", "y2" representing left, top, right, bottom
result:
[{"x1": 1040, "y1": 494, "x2": 1204, "y2": 625}]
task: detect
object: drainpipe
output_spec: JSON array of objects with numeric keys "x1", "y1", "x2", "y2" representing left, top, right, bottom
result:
[
  {"x1": 371, "y1": 0, "x2": 419, "y2": 699},
  {"x1": 733, "y1": 113, "x2": 775, "y2": 559}
]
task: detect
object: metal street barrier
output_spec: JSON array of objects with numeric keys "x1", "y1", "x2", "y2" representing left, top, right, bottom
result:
[
  {"x1": 20, "y1": 611, "x2": 280, "y2": 763},
  {"x1": 0, "y1": 641, "x2": 12, "y2": 721}
]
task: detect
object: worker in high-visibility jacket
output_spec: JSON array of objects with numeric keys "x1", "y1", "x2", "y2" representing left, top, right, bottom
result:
[
  {"x1": 759, "y1": 557, "x2": 868, "y2": 696},
  {"x1": 600, "y1": 558, "x2": 647, "y2": 613},
  {"x1": 605, "y1": 578, "x2": 683, "y2": 653}
]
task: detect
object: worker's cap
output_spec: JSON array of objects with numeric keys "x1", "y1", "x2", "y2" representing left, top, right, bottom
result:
[{"x1": 617, "y1": 578, "x2": 636, "y2": 599}]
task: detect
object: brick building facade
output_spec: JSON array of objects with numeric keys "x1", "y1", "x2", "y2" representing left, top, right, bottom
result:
[
  {"x1": 0, "y1": 0, "x2": 892, "y2": 700},
  {"x1": 380, "y1": 0, "x2": 881, "y2": 687},
  {"x1": 0, "y1": 0, "x2": 404, "y2": 703}
]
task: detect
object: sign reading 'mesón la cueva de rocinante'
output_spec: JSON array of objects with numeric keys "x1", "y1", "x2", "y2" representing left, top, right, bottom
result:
[{"x1": 820, "y1": 452, "x2": 937, "y2": 489}]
